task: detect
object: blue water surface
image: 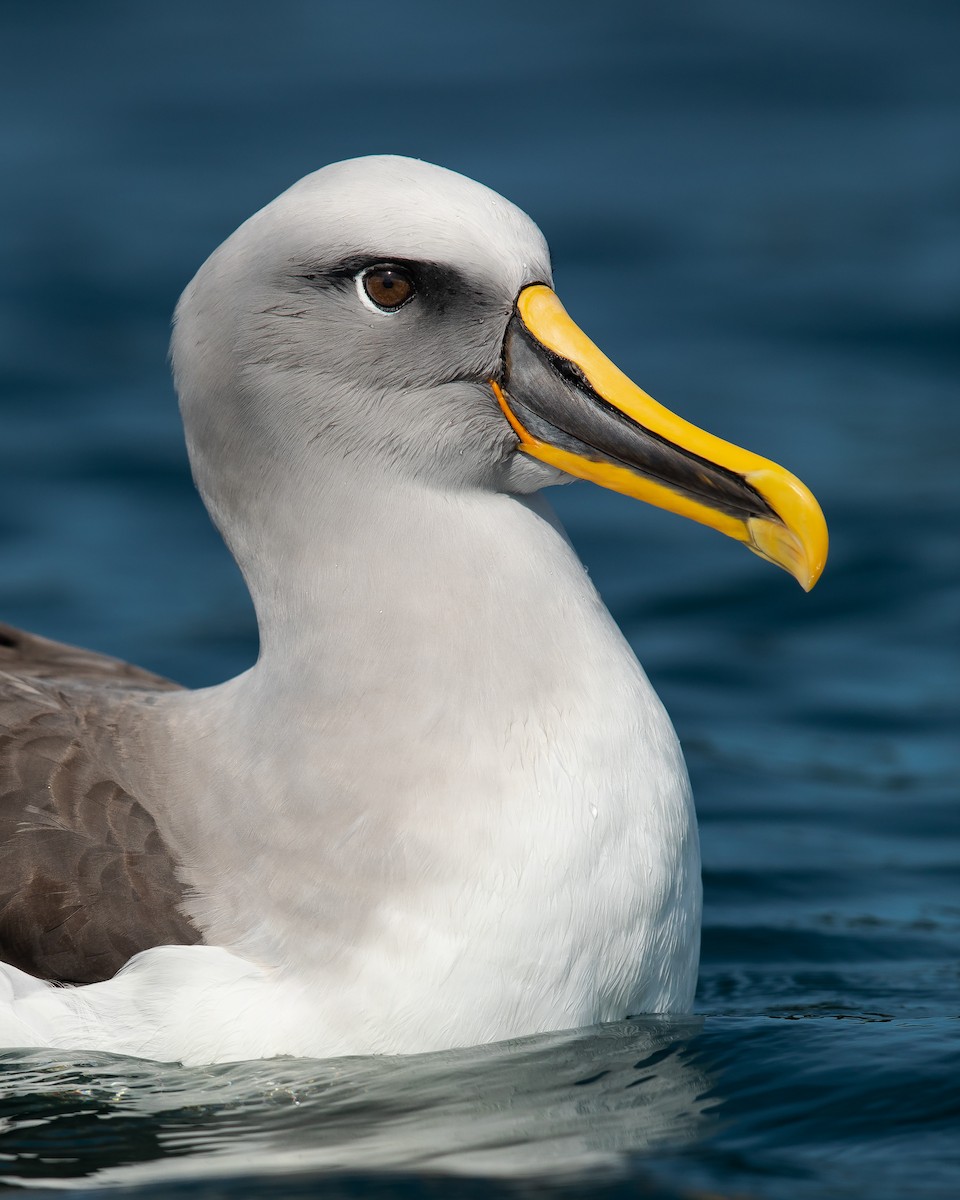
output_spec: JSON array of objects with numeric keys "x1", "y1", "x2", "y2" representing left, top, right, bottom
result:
[{"x1": 0, "y1": 2, "x2": 958, "y2": 1197}]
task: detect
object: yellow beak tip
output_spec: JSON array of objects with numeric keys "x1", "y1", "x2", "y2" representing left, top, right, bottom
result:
[{"x1": 745, "y1": 493, "x2": 828, "y2": 592}]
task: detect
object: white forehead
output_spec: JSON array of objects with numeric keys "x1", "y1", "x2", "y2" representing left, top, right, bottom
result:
[{"x1": 227, "y1": 155, "x2": 553, "y2": 294}]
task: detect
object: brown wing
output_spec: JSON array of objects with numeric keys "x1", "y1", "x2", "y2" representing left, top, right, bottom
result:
[
  {"x1": 0, "y1": 621, "x2": 177, "y2": 687},
  {"x1": 0, "y1": 623, "x2": 201, "y2": 984}
]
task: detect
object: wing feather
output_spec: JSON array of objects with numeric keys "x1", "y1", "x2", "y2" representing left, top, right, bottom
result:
[{"x1": 0, "y1": 624, "x2": 200, "y2": 984}]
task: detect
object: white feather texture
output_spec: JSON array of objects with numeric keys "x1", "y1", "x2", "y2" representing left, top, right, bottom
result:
[{"x1": 0, "y1": 157, "x2": 700, "y2": 1063}]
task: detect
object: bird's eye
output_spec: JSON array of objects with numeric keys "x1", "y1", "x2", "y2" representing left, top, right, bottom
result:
[{"x1": 359, "y1": 264, "x2": 416, "y2": 312}]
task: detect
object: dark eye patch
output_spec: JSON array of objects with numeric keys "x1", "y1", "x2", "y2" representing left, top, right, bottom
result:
[{"x1": 291, "y1": 256, "x2": 467, "y2": 295}]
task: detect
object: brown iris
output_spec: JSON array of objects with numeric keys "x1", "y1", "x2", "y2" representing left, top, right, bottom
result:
[{"x1": 362, "y1": 265, "x2": 415, "y2": 311}]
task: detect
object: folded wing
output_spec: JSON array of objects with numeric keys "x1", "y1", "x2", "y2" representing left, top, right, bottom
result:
[{"x1": 0, "y1": 624, "x2": 200, "y2": 984}]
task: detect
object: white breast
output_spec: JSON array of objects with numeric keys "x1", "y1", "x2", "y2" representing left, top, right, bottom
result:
[
  {"x1": 138, "y1": 493, "x2": 700, "y2": 1059},
  {"x1": 0, "y1": 492, "x2": 700, "y2": 1064}
]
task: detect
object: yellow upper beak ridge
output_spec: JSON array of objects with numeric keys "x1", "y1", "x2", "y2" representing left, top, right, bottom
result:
[{"x1": 495, "y1": 285, "x2": 828, "y2": 591}]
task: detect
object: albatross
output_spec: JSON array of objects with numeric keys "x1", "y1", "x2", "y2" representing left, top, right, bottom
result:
[{"x1": 0, "y1": 156, "x2": 827, "y2": 1064}]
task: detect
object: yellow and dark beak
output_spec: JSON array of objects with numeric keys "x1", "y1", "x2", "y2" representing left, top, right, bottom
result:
[{"x1": 493, "y1": 285, "x2": 827, "y2": 590}]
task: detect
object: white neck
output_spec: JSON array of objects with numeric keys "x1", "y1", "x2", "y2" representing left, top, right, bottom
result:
[
  {"x1": 245, "y1": 479, "x2": 591, "y2": 695},
  {"x1": 130, "y1": 473, "x2": 699, "y2": 1031}
]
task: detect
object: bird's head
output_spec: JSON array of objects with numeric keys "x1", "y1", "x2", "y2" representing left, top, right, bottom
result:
[{"x1": 172, "y1": 155, "x2": 826, "y2": 589}]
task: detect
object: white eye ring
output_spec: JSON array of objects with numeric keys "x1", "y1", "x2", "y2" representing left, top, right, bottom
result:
[
  {"x1": 355, "y1": 265, "x2": 416, "y2": 315},
  {"x1": 356, "y1": 272, "x2": 388, "y2": 314}
]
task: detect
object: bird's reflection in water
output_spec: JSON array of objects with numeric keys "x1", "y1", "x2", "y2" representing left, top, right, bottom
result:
[{"x1": 0, "y1": 1016, "x2": 715, "y2": 1187}]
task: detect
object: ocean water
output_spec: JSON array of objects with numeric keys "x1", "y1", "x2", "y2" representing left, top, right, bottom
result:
[{"x1": 0, "y1": 2, "x2": 958, "y2": 1197}]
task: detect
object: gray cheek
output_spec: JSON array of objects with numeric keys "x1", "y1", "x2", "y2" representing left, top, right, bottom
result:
[{"x1": 502, "y1": 452, "x2": 574, "y2": 495}]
